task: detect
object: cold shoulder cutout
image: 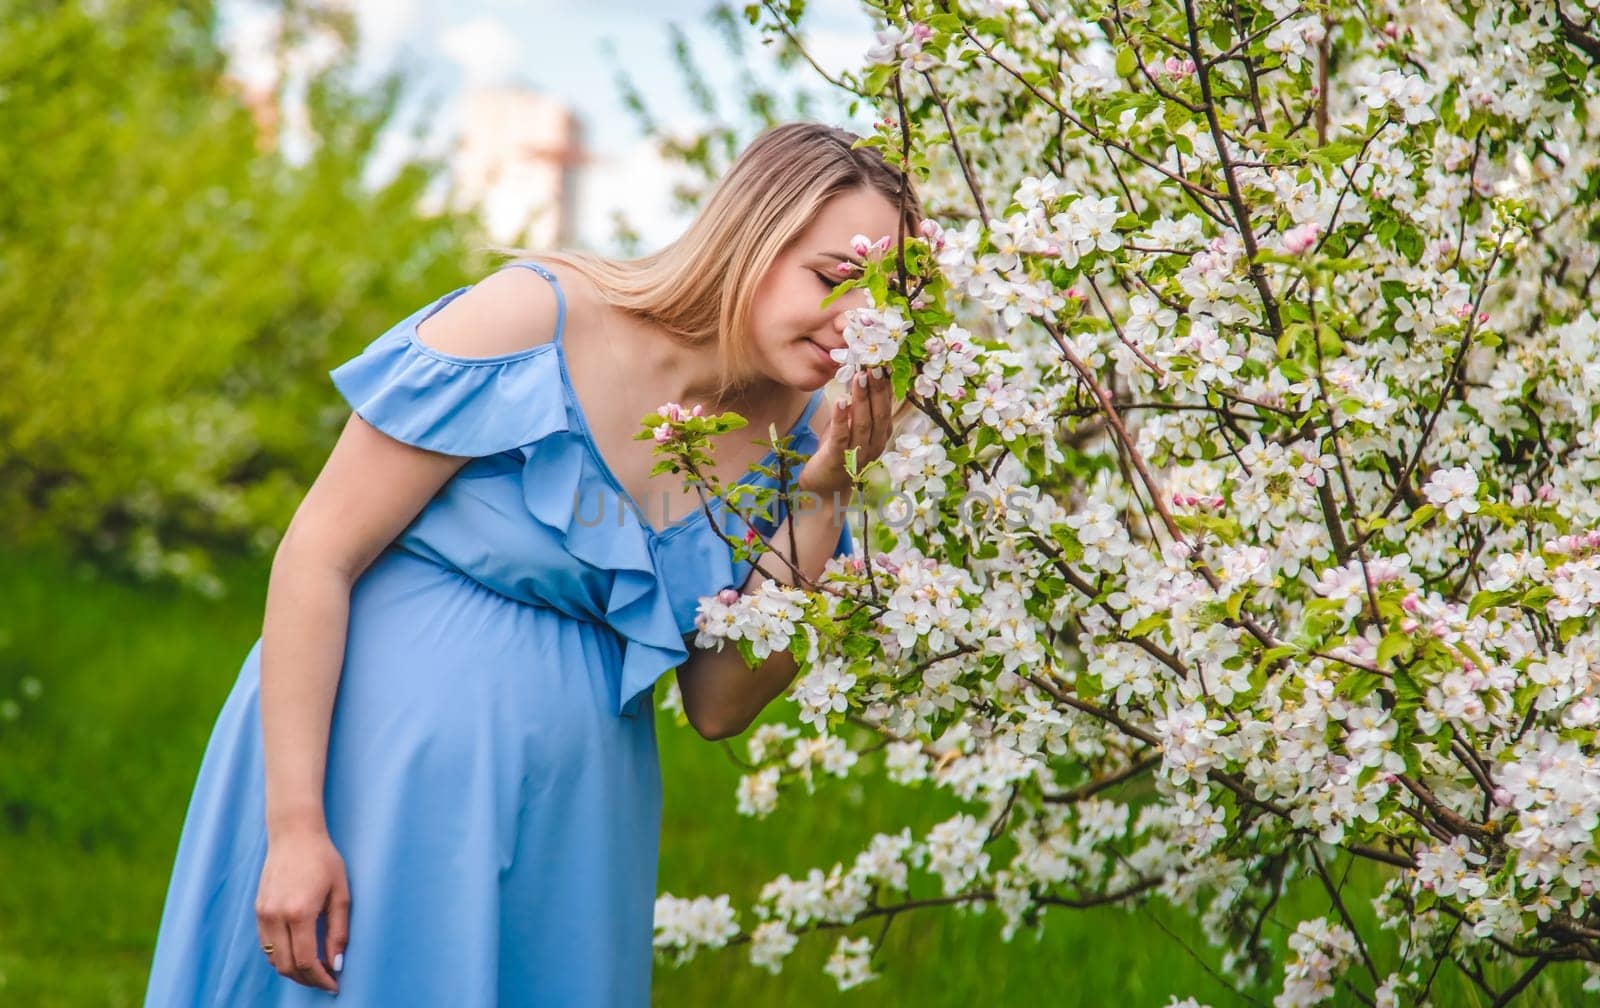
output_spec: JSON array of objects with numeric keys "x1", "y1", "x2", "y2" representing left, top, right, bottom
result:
[{"x1": 328, "y1": 285, "x2": 564, "y2": 457}]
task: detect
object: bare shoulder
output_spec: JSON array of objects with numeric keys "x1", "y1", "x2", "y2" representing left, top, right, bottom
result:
[{"x1": 410, "y1": 262, "x2": 568, "y2": 360}]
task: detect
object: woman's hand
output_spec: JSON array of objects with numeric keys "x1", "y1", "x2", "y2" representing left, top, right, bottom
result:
[
  {"x1": 799, "y1": 368, "x2": 893, "y2": 498},
  {"x1": 255, "y1": 827, "x2": 350, "y2": 992}
]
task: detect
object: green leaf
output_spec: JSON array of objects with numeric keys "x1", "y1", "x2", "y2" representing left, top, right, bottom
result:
[
  {"x1": 1115, "y1": 47, "x2": 1137, "y2": 78},
  {"x1": 1395, "y1": 227, "x2": 1423, "y2": 264},
  {"x1": 1128, "y1": 613, "x2": 1167, "y2": 638},
  {"x1": 1377, "y1": 631, "x2": 1412, "y2": 666},
  {"x1": 1226, "y1": 590, "x2": 1245, "y2": 621},
  {"x1": 1404, "y1": 504, "x2": 1438, "y2": 532},
  {"x1": 862, "y1": 63, "x2": 895, "y2": 96},
  {"x1": 1468, "y1": 589, "x2": 1514, "y2": 620}
]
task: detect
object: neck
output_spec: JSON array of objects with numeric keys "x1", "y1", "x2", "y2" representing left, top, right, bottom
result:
[{"x1": 623, "y1": 315, "x2": 781, "y2": 417}]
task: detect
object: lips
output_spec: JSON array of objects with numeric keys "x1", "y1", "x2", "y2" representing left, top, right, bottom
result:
[{"x1": 804, "y1": 338, "x2": 839, "y2": 367}]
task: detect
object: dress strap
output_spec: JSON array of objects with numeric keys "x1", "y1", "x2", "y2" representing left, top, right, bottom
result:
[{"x1": 497, "y1": 261, "x2": 567, "y2": 346}]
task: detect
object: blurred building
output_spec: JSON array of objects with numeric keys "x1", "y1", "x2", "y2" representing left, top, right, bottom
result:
[
  {"x1": 223, "y1": 77, "x2": 281, "y2": 153},
  {"x1": 449, "y1": 86, "x2": 587, "y2": 249}
]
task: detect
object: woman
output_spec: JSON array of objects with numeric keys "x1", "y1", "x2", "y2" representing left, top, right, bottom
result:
[{"x1": 143, "y1": 121, "x2": 920, "y2": 1005}]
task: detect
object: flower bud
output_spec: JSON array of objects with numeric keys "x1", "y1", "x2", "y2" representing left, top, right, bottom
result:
[{"x1": 1282, "y1": 222, "x2": 1322, "y2": 255}]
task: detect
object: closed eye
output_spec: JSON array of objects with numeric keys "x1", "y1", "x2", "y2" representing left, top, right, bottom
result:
[{"x1": 812, "y1": 270, "x2": 841, "y2": 290}]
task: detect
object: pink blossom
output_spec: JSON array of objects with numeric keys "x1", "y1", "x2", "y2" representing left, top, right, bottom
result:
[
  {"x1": 1162, "y1": 56, "x2": 1196, "y2": 78},
  {"x1": 1282, "y1": 222, "x2": 1322, "y2": 255}
]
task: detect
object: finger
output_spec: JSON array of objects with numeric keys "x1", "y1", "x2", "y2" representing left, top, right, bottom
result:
[
  {"x1": 867, "y1": 368, "x2": 890, "y2": 448},
  {"x1": 288, "y1": 913, "x2": 338, "y2": 991},
  {"x1": 851, "y1": 372, "x2": 871, "y2": 450},
  {"x1": 326, "y1": 875, "x2": 351, "y2": 977},
  {"x1": 829, "y1": 393, "x2": 849, "y2": 442},
  {"x1": 261, "y1": 915, "x2": 294, "y2": 978}
]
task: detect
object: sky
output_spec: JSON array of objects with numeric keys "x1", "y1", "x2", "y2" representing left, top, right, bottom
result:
[{"x1": 220, "y1": 0, "x2": 879, "y2": 251}]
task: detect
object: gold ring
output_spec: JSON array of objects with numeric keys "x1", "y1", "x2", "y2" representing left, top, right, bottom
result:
[{"x1": 262, "y1": 943, "x2": 276, "y2": 955}]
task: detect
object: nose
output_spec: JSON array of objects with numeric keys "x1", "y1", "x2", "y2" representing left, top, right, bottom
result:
[{"x1": 831, "y1": 288, "x2": 867, "y2": 329}]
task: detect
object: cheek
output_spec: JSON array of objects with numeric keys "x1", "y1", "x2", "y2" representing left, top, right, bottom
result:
[{"x1": 772, "y1": 285, "x2": 829, "y2": 329}]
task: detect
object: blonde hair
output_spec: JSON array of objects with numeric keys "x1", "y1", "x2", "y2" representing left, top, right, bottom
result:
[{"x1": 503, "y1": 122, "x2": 923, "y2": 425}]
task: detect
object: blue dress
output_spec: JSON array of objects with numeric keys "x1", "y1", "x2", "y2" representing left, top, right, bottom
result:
[{"x1": 143, "y1": 262, "x2": 852, "y2": 1006}]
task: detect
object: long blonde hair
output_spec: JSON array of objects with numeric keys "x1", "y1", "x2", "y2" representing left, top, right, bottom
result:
[{"x1": 505, "y1": 122, "x2": 924, "y2": 419}]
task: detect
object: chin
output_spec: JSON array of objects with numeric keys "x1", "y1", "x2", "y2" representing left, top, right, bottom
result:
[{"x1": 799, "y1": 337, "x2": 842, "y2": 384}]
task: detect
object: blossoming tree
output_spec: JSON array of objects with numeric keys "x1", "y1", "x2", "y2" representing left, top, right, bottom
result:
[{"x1": 646, "y1": 2, "x2": 1600, "y2": 1004}]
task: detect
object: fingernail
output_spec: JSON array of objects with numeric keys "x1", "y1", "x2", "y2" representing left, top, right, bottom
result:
[
  {"x1": 856, "y1": 373, "x2": 868, "y2": 387},
  {"x1": 333, "y1": 952, "x2": 344, "y2": 971}
]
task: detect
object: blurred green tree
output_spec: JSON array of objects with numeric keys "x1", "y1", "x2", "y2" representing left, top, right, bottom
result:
[{"x1": 0, "y1": 0, "x2": 485, "y2": 594}]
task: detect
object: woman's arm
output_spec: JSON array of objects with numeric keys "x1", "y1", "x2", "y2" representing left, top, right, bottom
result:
[
  {"x1": 675, "y1": 490, "x2": 852, "y2": 739},
  {"x1": 258, "y1": 545, "x2": 356, "y2": 840},
  {"x1": 253, "y1": 412, "x2": 470, "y2": 991},
  {"x1": 255, "y1": 270, "x2": 562, "y2": 990},
  {"x1": 677, "y1": 367, "x2": 893, "y2": 739},
  {"x1": 258, "y1": 408, "x2": 480, "y2": 838}
]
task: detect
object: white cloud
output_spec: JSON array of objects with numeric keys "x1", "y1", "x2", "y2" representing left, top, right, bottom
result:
[
  {"x1": 577, "y1": 134, "x2": 700, "y2": 253},
  {"x1": 439, "y1": 15, "x2": 521, "y2": 86},
  {"x1": 347, "y1": 0, "x2": 421, "y2": 68},
  {"x1": 219, "y1": 3, "x2": 280, "y2": 89},
  {"x1": 800, "y1": 25, "x2": 872, "y2": 83}
]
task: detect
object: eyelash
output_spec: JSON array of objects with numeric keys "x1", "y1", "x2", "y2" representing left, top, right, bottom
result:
[{"x1": 813, "y1": 271, "x2": 840, "y2": 290}]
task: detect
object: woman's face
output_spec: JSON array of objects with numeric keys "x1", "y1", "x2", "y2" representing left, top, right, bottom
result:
[{"x1": 746, "y1": 186, "x2": 905, "y2": 392}]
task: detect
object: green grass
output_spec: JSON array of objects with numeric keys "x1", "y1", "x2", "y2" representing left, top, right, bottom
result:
[{"x1": 0, "y1": 545, "x2": 1586, "y2": 1006}]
